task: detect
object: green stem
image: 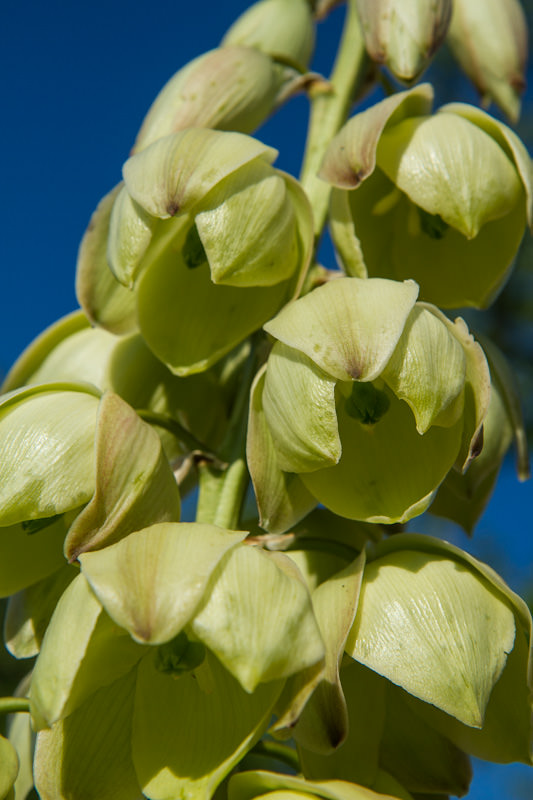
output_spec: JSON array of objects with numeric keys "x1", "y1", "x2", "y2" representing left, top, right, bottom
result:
[
  {"x1": 251, "y1": 739, "x2": 301, "y2": 772},
  {"x1": 196, "y1": 343, "x2": 258, "y2": 530},
  {"x1": 0, "y1": 697, "x2": 29, "y2": 715},
  {"x1": 300, "y1": 0, "x2": 367, "y2": 242}
]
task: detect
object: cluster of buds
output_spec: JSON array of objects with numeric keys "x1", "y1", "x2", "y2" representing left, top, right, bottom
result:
[{"x1": 355, "y1": 0, "x2": 527, "y2": 121}]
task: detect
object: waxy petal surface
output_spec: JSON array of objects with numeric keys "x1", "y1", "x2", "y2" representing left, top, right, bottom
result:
[
  {"x1": 191, "y1": 545, "x2": 325, "y2": 692},
  {"x1": 262, "y1": 343, "x2": 340, "y2": 473},
  {"x1": 265, "y1": 277, "x2": 419, "y2": 383},
  {"x1": 123, "y1": 128, "x2": 276, "y2": 219},
  {"x1": 346, "y1": 550, "x2": 516, "y2": 727},
  {"x1": 80, "y1": 522, "x2": 246, "y2": 644}
]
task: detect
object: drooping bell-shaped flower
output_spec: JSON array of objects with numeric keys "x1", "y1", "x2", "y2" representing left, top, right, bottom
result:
[
  {"x1": 222, "y1": 0, "x2": 315, "y2": 69},
  {"x1": 248, "y1": 276, "x2": 490, "y2": 530},
  {"x1": 79, "y1": 128, "x2": 313, "y2": 376},
  {"x1": 29, "y1": 522, "x2": 325, "y2": 800},
  {"x1": 321, "y1": 84, "x2": 533, "y2": 308},
  {"x1": 292, "y1": 533, "x2": 532, "y2": 794},
  {"x1": 344, "y1": 535, "x2": 533, "y2": 767},
  {"x1": 448, "y1": 0, "x2": 527, "y2": 123},
  {"x1": 355, "y1": 0, "x2": 452, "y2": 82},
  {"x1": 0, "y1": 385, "x2": 180, "y2": 596}
]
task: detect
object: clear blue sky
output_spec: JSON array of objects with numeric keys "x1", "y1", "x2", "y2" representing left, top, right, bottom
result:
[{"x1": 1, "y1": 2, "x2": 532, "y2": 798}]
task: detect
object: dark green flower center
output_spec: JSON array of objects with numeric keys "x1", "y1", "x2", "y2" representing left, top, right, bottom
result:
[
  {"x1": 154, "y1": 632, "x2": 206, "y2": 677},
  {"x1": 183, "y1": 224, "x2": 208, "y2": 269},
  {"x1": 418, "y1": 207, "x2": 449, "y2": 239},
  {"x1": 22, "y1": 514, "x2": 62, "y2": 535},
  {"x1": 345, "y1": 381, "x2": 390, "y2": 425}
]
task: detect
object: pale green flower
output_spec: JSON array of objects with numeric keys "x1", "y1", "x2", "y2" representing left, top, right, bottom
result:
[
  {"x1": 248, "y1": 276, "x2": 490, "y2": 529},
  {"x1": 78, "y1": 128, "x2": 313, "y2": 376},
  {"x1": 30, "y1": 522, "x2": 325, "y2": 800},
  {"x1": 321, "y1": 84, "x2": 532, "y2": 308}
]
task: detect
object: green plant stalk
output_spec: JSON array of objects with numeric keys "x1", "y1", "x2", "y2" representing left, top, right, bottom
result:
[
  {"x1": 300, "y1": 0, "x2": 367, "y2": 243},
  {"x1": 196, "y1": 343, "x2": 258, "y2": 530},
  {"x1": 0, "y1": 697, "x2": 30, "y2": 715}
]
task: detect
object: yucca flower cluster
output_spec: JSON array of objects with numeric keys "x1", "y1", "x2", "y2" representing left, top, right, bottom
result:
[{"x1": 0, "y1": 1, "x2": 532, "y2": 799}]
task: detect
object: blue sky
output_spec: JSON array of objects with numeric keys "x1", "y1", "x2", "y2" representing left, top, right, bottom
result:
[{"x1": 1, "y1": 2, "x2": 532, "y2": 797}]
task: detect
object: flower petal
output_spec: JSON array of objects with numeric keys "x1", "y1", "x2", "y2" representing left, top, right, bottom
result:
[
  {"x1": 294, "y1": 552, "x2": 365, "y2": 753},
  {"x1": 265, "y1": 277, "x2": 418, "y2": 383},
  {"x1": 191, "y1": 545, "x2": 324, "y2": 692},
  {"x1": 136, "y1": 223, "x2": 292, "y2": 375},
  {"x1": 64, "y1": 393, "x2": 180, "y2": 560},
  {"x1": 319, "y1": 84, "x2": 433, "y2": 189},
  {"x1": 0, "y1": 384, "x2": 100, "y2": 526},
  {"x1": 29, "y1": 574, "x2": 142, "y2": 729},
  {"x1": 247, "y1": 367, "x2": 316, "y2": 534},
  {"x1": 34, "y1": 669, "x2": 142, "y2": 800},
  {"x1": 0, "y1": 516, "x2": 72, "y2": 598},
  {"x1": 382, "y1": 305, "x2": 466, "y2": 433},
  {"x1": 75, "y1": 185, "x2": 138, "y2": 335},
  {"x1": 262, "y1": 343, "x2": 340, "y2": 473},
  {"x1": 301, "y1": 389, "x2": 462, "y2": 523},
  {"x1": 4, "y1": 564, "x2": 75, "y2": 657},
  {"x1": 80, "y1": 522, "x2": 246, "y2": 645},
  {"x1": 196, "y1": 165, "x2": 299, "y2": 287},
  {"x1": 132, "y1": 650, "x2": 283, "y2": 800},
  {"x1": 0, "y1": 735, "x2": 19, "y2": 799},
  {"x1": 439, "y1": 102, "x2": 533, "y2": 228},
  {"x1": 123, "y1": 128, "x2": 276, "y2": 219},
  {"x1": 377, "y1": 113, "x2": 523, "y2": 239},
  {"x1": 346, "y1": 547, "x2": 516, "y2": 727}
]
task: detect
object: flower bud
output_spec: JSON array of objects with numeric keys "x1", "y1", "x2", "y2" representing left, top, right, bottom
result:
[
  {"x1": 321, "y1": 84, "x2": 533, "y2": 308},
  {"x1": 222, "y1": 0, "x2": 315, "y2": 68},
  {"x1": 248, "y1": 277, "x2": 490, "y2": 529},
  {"x1": 356, "y1": 0, "x2": 452, "y2": 82},
  {"x1": 98, "y1": 128, "x2": 313, "y2": 375},
  {"x1": 448, "y1": 0, "x2": 528, "y2": 123},
  {"x1": 134, "y1": 47, "x2": 298, "y2": 153}
]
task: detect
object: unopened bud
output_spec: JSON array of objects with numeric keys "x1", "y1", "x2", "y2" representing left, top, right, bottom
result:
[
  {"x1": 134, "y1": 47, "x2": 284, "y2": 152},
  {"x1": 222, "y1": 0, "x2": 315, "y2": 68},
  {"x1": 356, "y1": 0, "x2": 452, "y2": 82},
  {"x1": 448, "y1": 0, "x2": 528, "y2": 123}
]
